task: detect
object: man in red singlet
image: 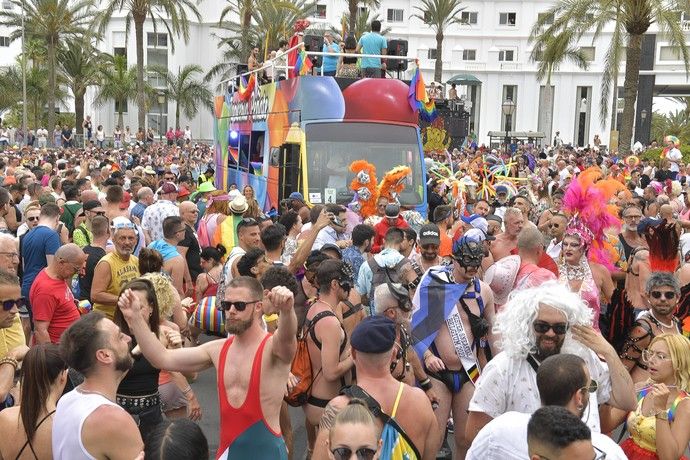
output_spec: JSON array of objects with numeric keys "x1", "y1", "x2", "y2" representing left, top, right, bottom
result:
[{"x1": 117, "y1": 276, "x2": 297, "y2": 459}]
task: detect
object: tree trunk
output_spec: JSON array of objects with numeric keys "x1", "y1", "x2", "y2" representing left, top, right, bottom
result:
[
  {"x1": 134, "y1": 15, "x2": 146, "y2": 131},
  {"x1": 619, "y1": 33, "x2": 642, "y2": 153},
  {"x1": 118, "y1": 110, "x2": 124, "y2": 130},
  {"x1": 175, "y1": 102, "x2": 180, "y2": 130},
  {"x1": 74, "y1": 89, "x2": 85, "y2": 139},
  {"x1": 435, "y1": 31, "x2": 443, "y2": 83},
  {"x1": 241, "y1": 0, "x2": 252, "y2": 62},
  {"x1": 348, "y1": 0, "x2": 357, "y2": 39},
  {"x1": 610, "y1": 67, "x2": 618, "y2": 131},
  {"x1": 543, "y1": 73, "x2": 554, "y2": 146},
  {"x1": 46, "y1": 37, "x2": 56, "y2": 136}
]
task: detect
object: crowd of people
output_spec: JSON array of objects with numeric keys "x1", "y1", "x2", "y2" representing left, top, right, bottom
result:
[{"x1": 0, "y1": 132, "x2": 688, "y2": 460}]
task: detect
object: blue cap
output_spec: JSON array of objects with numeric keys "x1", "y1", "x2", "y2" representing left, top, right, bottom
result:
[
  {"x1": 289, "y1": 192, "x2": 304, "y2": 201},
  {"x1": 495, "y1": 185, "x2": 508, "y2": 194},
  {"x1": 351, "y1": 316, "x2": 396, "y2": 353}
]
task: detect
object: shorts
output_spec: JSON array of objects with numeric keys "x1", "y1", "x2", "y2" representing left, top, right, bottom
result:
[{"x1": 159, "y1": 381, "x2": 188, "y2": 412}]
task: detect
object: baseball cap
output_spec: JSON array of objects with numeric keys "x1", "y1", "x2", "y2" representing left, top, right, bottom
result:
[
  {"x1": 197, "y1": 182, "x2": 216, "y2": 193},
  {"x1": 384, "y1": 203, "x2": 400, "y2": 218},
  {"x1": 83, "y1": 200, "x2": 102, "y2": 212},
  {"x1": 461, "y1": 214, "x2": 488, "y2": 234},
  {"x1": 320, "y1": 243, "x2": 342, "y2": 258},
  {"x1": 177, "y1": 185, "x2": 190, "y2": 198},
  {"x1": 289, "y1": 192, "x2": 304, "y2": 202},
  {"x1": 159, "y1": 182, "x2": 178, "y2": 195},
  {"x1": 418, "y1": 223, "x2": 441, "y2": 246},
  {"x1": 464, "y1": 228, "x2": 495, "y2": 242},
  {"x1": 495, "y1": 185, "x2": 508, "y2": 194}
]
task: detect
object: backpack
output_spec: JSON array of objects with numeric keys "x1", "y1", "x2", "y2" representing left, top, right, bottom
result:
[
  {"x1": 284, "y1": 310, "x2": 337, "y2": 407},
  {"x1": 341, "y1": 384, "x2": 421, "y2": 460},
  {"x1": 197, "y1": 215, "x2": 212, "y2": 248},
  {"x1": 367, "y1": 256, "x2": 409, "y2": 304}
]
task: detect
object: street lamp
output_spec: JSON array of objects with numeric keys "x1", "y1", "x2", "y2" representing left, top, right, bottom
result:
[
  {"x1": 21, "y1": 0, "x2": 27, "y2": 147},
  {"x1": 157, "y1": 92, "x2": 165, "y2": 142},
  {"x1": 502, "y1": 98, "x2": 516, "y2": 153},
  {"x1": 641, "y1": 109, "x2": 648, "y2": 123}
]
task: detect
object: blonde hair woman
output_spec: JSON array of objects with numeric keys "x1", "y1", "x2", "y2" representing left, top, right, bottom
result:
[{"x1": 327, "y1": 399, "x2": 382, "y2": 460}]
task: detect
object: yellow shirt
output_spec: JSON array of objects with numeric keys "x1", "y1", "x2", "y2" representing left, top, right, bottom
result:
[
  {"x1": 0, "y1": 317, "x2": 25, "y2": 358},
  {"x1": 93, "y1": 252, "x2": 139, "y2": 320}
]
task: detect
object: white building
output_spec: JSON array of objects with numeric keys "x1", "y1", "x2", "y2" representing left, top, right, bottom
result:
[{"x1": 1, "y1": 0, "x2": 688, "y2": 145}]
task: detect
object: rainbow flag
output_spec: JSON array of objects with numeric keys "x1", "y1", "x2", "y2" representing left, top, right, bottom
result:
[
  {"x1": 407, "y1": 66, "x2": 437, "y2": 121},
  {"x1": 238, "y1": 74, "x2": 256, "y2": 101},
  {"x1": 250, "y1": 161, "x2": 263, "y2": 176},
  {"x1": 294, "y1": 48, "x2": 313, "y2": 76}
]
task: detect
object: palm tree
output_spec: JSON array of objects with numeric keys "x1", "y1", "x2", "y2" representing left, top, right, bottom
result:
[
  {"x1": 0, "y1": 63, "x2": 66, "y2": 129},
  {"x1": 344, "y1": 0, "x2": 380, "y2": 40},
  {"x1": 0, "y1": 0, "x2": 95, "y2": 135},
  {"x1": 97, "y1": 0, "x2": 202, "y2": 131},
  {"x1": 151, "y1": 64, "x2": 212, "y2": 128},
  {"x1": 651, "y1": 109, "x2": 690, "y2": 143},
  {"x1": 218, "y1": 0, "x2": 254, "y2": 63},
  {"x1": 529, "y1": 30, "x2": 589, "y2": 145},
  {"x1": 0, "y1": 68, "x2": 22, "y2": 113},
  {"x1": 532, "y1": 0, "x2": 690, "y2": 153},
  {"x1": 411, "y1": 0, "x2": 465, "y2": 83},
  {"x1": 332, "y1": 10, "x2": 391, "y2": 41},
  {"x1": 94, "y1": 54, "x2": 140, "y2": 129},
  {"x1": 59, "y1": 36, "x2": 105, "y2": 136}
]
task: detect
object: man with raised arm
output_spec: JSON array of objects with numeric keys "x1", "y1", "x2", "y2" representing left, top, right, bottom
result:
[{"x1": 117, "y1": 276, "x2": 297, "y2": 459}]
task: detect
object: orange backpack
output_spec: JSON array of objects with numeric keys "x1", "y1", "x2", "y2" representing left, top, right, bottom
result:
[{"x1": 284, "y1": 310, "x2": 335, "y2": 407}]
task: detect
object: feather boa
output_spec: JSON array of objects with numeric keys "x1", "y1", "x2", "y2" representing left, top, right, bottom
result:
[
  {"x1": 378, "y1": 165, "x2": 412, "y2": 204},
  {"x1": 645, "y1": 221, "x2": 680, "y2": 272},
  {"x1": 562, "y1": 167, "x2": 624, "y2": 271},
  {"x1": 349, "y1": 160, "x2": 378, "y2": 218}
]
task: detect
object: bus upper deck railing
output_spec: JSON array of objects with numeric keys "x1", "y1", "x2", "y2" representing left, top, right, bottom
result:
[{"x1": 220, "y1": 40, "x2": 417, "y2": 90}]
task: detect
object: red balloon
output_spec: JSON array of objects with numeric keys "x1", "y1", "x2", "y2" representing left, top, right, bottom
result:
[{"x1": 342, "y1": 79, "x2": 417, "y2": 124}]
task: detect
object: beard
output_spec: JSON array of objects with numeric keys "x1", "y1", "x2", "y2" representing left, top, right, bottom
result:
[
  {"x1": 116, "y1": 350, "x2": 134, "y2": 373},
  {"x1": 534, "y1": 334, "x2": 564, "y2": 360},
  {"x1": 226, "y1": 314, "x2": 254, "y2": 335},
  {"x1": 421, "y1": 251, "x2": 438, "y2": 261}
]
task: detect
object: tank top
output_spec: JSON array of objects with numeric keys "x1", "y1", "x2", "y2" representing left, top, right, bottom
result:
[
  {"x1": 117, "y1": 342, "x2": 160, "y2": 396},
  {"x1": 93, "y1": 252, "x2": 140, "y2": 319},
  {"x1": 52, "y1": 389, "x2": 120, "y2": 460},
  {"x1": 216, "y1": 334, "x2": 287, "y2": 460}
]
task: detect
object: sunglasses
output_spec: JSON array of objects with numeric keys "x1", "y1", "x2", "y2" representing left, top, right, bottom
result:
[
  {"x1": 547, "y1": 223, "x2": 560, "y2": 228},
  {"x1": 331, "y1": 447, "x2": 377, "y2": 460},
  {"x1": 2, "y1": 297, "x2": 26, "y2": 311},
  {"x1": 220, "y1": 299, "x2": 261, "y2": 312},
  {"x1": 580, "y1": 379, "x2": 599, "y2": 394},
  {"x1": 650, "y1": 291, "x2": 676, "y2": 300},
  {"x1": 533, "y1": 320, "x2": 569, "y2": 335},
  {"x1": 27, "y1": 216, "x2": 39, "y2": 222}
]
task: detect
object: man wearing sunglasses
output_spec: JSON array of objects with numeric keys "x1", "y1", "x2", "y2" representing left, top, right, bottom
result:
[
  {"x1": 0, "y1": 269, "x2": 28, "y2": 410},
  {"x1": 619, "y1": 272, "x2": 683, "y2": 383},
  {"x1": 117, "y1": 276, "x2": 298, "y2": 459},
  {"x1": 467, "y1": 354, "x2": 626, "y2": 459},
  {"x1": 465, "y1": 282, "x2": 636, "y2": 444},
  {"x1": 545, "y1": 213, "x2": 568, "y2": 262},
  {"x1": 73, "y1": 199, "x2": 105, "y2": 249}
]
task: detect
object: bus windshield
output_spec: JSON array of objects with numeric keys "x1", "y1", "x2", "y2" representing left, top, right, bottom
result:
[{"x1": 305, "y1": 122, "x2": 424, "y2": 206}]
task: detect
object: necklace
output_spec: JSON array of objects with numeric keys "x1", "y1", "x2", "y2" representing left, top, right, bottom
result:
[
  {"x1": 317, "y1": 298, "x2": 337, "y2": 311},
  {"x1": 76, "y1": 385, "x2": 114, "y2": 402},
  {"x1": 650, "y1": 311, "x2": 675, "y2": 329}
]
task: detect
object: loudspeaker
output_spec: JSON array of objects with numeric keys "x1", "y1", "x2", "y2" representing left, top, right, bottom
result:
[
  {"x1": 303, "y1": 34, "x2": 325, "y2": 68},
  {"x1": 387, "y1": 39, "x2": 408, "y2": 71}
]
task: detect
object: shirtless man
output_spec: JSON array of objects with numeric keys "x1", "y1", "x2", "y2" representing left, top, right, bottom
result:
[
  {"x1": 302, "y1": 260, "x2": 354, "y2": 454},
  {"x1": 409, "y1": 223, "x2": 442, "y2": 277},
  {"x1": 490, "y1": 207, "x2": 524, "y2": 261},
  {"x1": 313, "y1": 316, "x2": 439, "y2": 460},
  {"x1": 419, "y1": 240, "x2": 496, "y2": 457},
  {"x1": 117, "y1": 276, "x2": 297, "y2": 459}
]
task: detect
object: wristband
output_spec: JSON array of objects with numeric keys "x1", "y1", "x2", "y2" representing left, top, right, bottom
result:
[
  {"x1": 419, "y1": 378, "x2": 432, "y2": 392},
  {"x1": 0, "y1": 356, "x2": 18, "y2": 371}
]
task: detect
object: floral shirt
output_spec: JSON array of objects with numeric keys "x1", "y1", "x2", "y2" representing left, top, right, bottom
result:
[{"x1": 141, "y1": 200, "x2": 179, "y2": 242}]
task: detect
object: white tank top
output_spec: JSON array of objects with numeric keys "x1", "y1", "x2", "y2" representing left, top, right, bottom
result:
[{"x1": 52, "y1": 388, "x2": 121, "y2": 460}]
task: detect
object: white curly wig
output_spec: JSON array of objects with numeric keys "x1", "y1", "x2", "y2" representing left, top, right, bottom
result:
[{"x1": 494, "y1": 281, "x2": 594, "y2": 358}]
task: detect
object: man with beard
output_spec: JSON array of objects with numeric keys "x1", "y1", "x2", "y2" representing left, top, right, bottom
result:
[
  {"x1": 53, "y1": 312, "x2": 144, "y2": 459},
  {"x1": 464, "y1": 282, "x2": 636, "y2": 443},
  {"x1": 467, "y1": 353, "x2": 626, "y2": 459},
  {"x1": 490, "y1": 207, "x2": 524, "y2": 261},
  {"x1": 342, "y1": 224, "x2": 375, "y2": 280},
  {"x1": 619, "y1": 272, "x2": 684, "y2": 383},
  {"x1": 415, "y1": 239, "x2": 495, "y2": 457},
  {"x1": 117, "y1": 276, "x2": 297, "y2": 459},
  {"x1": 409, "y1": 223, "x2": 442, "y2": 277},
  {"x1": 0, "y1": 270, "x2": 28, "y2": 409},
  {"x1": 91, "y1": 217, "x2": 140, "y2": 320}
]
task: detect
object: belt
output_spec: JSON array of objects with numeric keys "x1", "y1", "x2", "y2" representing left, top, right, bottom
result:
[{"x1": 116, "y1": 392, "x2": 160, "y2": 409}]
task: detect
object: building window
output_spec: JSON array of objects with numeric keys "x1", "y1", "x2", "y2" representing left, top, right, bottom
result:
[
  {"x1": 537, "y1": 12, "x2": 554, "y2": 25},
  {"x1": 387, "y1": 8, "x2": 404, "y2": 22},
  {"x1": 462, "y1": 49, "x2": 476, "y2": 61},
  {"x1": 114, "y1": 47, "x2": 126, "y2": 61},
  {"x1": 502, "y1": 85, "x2": 518, "y2": 132},
  {"x1": 115, "y1": 99, "x2": 128, "y2": 114},
  {"x1": 498, "y1": 50, "x2": 514, "y2": 61},
  {"x1": 461, "y1": 11, "x2": 478, "y2": 24},
  {"x1": 660, "y1": 46, "x2": 682, "y2": 61},
  {"x1": 1, "y1": 1, "x2": 13, "y2": 10},
  {"x1": 427, "y1": 48, "x2": 438, "y2": 60},
  {"x1": 358, "y1": 6, "x2": 368, "y2": 17},
  {"x1": 0, "y1": 36, "x2": 10, "y2": 47},
  {"x1": 146, "y1": 32, "x2": 167, "y2": 48},
  {"x1": 499, "y1": 12, "x2": 516, "y2": 26},
  {"x1": 315, "y1": 4, "x2": 327, "y2": 18},
  {"x1": 579, "y1": 46, "x2": 595, "y2": 61}
]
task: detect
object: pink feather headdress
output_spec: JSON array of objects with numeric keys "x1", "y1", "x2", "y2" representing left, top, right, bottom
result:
[{"x1": 562, "y1": 167, "x2": 625, "y2": 270}]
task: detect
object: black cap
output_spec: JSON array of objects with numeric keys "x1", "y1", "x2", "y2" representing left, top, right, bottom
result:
[
  {"x1": 320, "y1": 243, "x2": 342, "y2": 258},
  {"x1": 384, "y1": 203, "x2": 400, "y2": 218},
  {"x1": 351, "y1": 316, "x2": 396, "y2": 353},
  {"x1": 83, "y1": 200, "x2": 102, "y2": 212}
]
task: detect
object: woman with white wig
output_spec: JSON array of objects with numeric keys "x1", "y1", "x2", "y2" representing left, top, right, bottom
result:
[{"x1": 465, "y1": 281, "x2": 637, "y2": 443}]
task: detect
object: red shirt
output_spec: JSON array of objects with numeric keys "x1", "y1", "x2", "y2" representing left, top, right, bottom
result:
[
  {"x1": 371, "y1": 216, "x2": 410, "y2": 253},
  {"x1": 509, "y1": 247, "x2": 559, "y2": 277},
  {"x1": 30, "y1": 269, "x2": 80, "y2": 344}
]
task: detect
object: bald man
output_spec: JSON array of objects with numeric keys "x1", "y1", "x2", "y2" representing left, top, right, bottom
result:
[
  {"x1": 30, "y1": 243, "x2": 86, "y2": 344},
  {"x1": 177, "y1": 201, "x2": 202, "y2": 294}
]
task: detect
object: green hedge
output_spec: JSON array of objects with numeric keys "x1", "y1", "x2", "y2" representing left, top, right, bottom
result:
[{"x1": 640, "y1": 146, "x2": 690, "y2": 163}]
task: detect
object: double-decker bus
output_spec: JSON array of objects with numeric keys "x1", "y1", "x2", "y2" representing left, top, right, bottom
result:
[{"x1": 213, "y1": 74, "x2": 427, "y2": 215}]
